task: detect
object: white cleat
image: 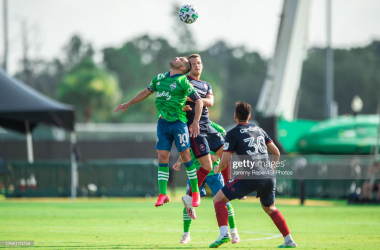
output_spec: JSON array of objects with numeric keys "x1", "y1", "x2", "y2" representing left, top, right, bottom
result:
[
  {"x1": 182, "y1": 195, "x2": 196, "y2": 219},
  {"x1": 278, "y1": 240, "x2": 297, "y2": 248},
  {"x1": 231, "y1": 232, "x2": 240, "y2": 244},
  {"x1": 179, "y1": 234, "x2": 191, "y2": 243}
]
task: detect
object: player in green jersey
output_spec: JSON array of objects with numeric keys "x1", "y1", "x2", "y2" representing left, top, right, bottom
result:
[
  {"x1": 173, "y1": 121, "x2": 240, "y2": 244},
  {"x1": 114, "y1": 57, "x2": 203, "y2": 207}
]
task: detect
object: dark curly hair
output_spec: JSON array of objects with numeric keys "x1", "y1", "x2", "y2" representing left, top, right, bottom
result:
[{"x1": 235, "y1": 101, "x2": 251, "y2": 121}]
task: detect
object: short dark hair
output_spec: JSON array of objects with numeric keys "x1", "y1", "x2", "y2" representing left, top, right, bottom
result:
[
  {"x1": 235, "y1": 101, "x2": 251, "y2": 121},
  {"x1": 183, "y1": 58, "x2": 191, "y2": 74}
]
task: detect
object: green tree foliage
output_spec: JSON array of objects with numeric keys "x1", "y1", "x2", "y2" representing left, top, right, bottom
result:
[
  {"x1": 299, "y1": 41, "x2": 380, "y2": 120},
  {"x1": 58, "y1": 58, "x2": 121, "y2": 123}
]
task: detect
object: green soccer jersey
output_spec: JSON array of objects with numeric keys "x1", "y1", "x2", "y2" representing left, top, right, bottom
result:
[
  {"x1": 147, "y1": 72, "x2": 198, "y2": 123},
  {"x1": 190, "y1": 121, "x2": 226, "y2": 176}
]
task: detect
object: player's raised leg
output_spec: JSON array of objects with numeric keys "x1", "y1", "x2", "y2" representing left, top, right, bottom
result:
[
  {"x1": 262, "y1": 202, "x2": 297, "y2": 248},
  {"x1": 173, "y1": 121, "x2": 201, "y2": 207},
  {"x1": 186, "y1": 131, "x2": 213, "y2": 199},
  {"x1": 187, "y1": 153, "x2": 212, "y2": 199},
  {"x1": 155, "y1": 149, "x2": 170, "y2": 207}
]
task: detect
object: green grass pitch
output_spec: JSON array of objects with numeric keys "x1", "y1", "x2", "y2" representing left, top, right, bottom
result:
[{"x1": 1, "y1": 194, "x2": 379, "y2": 249}]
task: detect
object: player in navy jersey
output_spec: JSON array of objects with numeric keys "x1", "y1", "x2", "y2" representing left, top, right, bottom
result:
[
  {"x1": 209, "y1": 102, "x2": 297, "y2": 248},
  {"x1": 180, "y1": 54, "x2": 230, "y2": 213}
]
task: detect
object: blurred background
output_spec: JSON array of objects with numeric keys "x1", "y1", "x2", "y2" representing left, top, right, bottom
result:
[{"x1": 0, "y1": 0, "x2": 380, "y2": 203}]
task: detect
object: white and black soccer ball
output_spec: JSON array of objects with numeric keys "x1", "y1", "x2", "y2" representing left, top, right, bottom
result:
[{"x1": 179, "y1": 4, "x2": 199, "y2": 24}]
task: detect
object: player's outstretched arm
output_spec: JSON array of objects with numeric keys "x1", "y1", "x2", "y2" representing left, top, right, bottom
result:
[
  {"x1": 214, "y1": 152, "x2": 233, "y2": 174},
  {"x1": 188, "y1": 99, "x2": 203, "y2": 138},
  {"x1": 266, "y1": 142, "x2": 280, "y2": 170},
  {"x1": 114, "y1": 89, "x2": 153, "y2": 113}
]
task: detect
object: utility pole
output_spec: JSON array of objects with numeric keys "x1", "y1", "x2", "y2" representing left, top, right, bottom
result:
[
  {"x1": 3, "y1": 0, "x2": 8, "y2": 72},
  {"x1": 325, "y1": 0, "x2": 334, "y2": 118}
]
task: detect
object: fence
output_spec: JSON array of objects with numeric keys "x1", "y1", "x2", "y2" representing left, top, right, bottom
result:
[
  {"x1": 2, "y1": 159, "x2": 158, "y2": 198},
  {"x1": 0, "y1": 156, "x2": 376, "y2": 199}
]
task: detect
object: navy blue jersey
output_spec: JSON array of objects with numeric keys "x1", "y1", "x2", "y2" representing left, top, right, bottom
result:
[
  {"x1": 223, "y1": 123, "x2": 273, "y2": 157},
  {"x1": 185, "y1": 76, "x2": 213, "y2": 125}
]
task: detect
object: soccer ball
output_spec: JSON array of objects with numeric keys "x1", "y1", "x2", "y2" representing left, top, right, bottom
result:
[{"x1": 179, "y1": 4, "x2": 199, "y2": 24}]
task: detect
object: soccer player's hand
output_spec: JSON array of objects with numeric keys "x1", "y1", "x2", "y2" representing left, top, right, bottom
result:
[
  {"x1": 214, "y1": 165, "x2": 220, "y2": 174},
  {"x1": 189, "y1": 122, "x2": 200, "y2": 138},
  {"x1": 182, "y1": 105, "x2": 192, "y2": 111},
  {"x1": 173, "y1": 161, "x2": 181, "y2": 171},
  {"x1": 211, "y1": 154, "x2": 219, "y2": 163},
  {"x1": 114, "y1": 102, "x2": 130, "y2": 113}
]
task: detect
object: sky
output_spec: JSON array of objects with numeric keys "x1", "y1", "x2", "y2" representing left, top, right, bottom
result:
[{"x1": 1, "y1": 0, "x2": 380, "y2": 74}]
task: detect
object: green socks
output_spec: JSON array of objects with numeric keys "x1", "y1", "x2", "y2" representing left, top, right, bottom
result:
[
  {"x1": 158, "y1": 163, "x2": 169, "y2": 195},
  {"x1": 183, "y1": 207, "x2": 191, "y2": 232},
  {"x1": 182, "y1": 203, "x2": 237, "y2": 234},
  {"x1": 183, "y1": 160, "x2": 199, "y2": 193},
  {"x1": 227, "y1": 202, "x2": 236, "y2": 230}
]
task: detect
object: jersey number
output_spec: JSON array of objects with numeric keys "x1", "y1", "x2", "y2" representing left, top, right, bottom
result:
[
  {"x1": 178, "y1": 133, "x2": 189, "y2": 147},
  {"x1": 243, "y1": 136, "x2": 267, "y2": 155}
]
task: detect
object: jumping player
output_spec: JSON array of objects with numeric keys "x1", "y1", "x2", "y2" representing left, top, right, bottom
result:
[
  {"x1": 209, "y1": 102, "x2": 297, "y2": 248},
  {"x1": 114, "y1": 57, "x2": 203, "y2": 208},
  {"x1": 173, "y1": 121, "x2": 240, "y2": 244},
  {"x1": 181, "y1": 54, "x2": 230, "y2": 211}
]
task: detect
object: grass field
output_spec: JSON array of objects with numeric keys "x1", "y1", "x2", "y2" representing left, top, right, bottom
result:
[{"x1": 1, "y1": 193, "x2": 380, "y2": 249}]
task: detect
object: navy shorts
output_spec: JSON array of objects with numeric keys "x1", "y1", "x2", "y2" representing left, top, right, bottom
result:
[
  {"x1": 186, "y1": 173, "x2": 225, "y2": 197},
  {"x1": 189, "y1": 122, "x2": 224, "y2": 159},
  {"x1": 156, "y1": 118, "x2": 190, "y2": 152},
  {"x1": 222, "y1": 178, "x2": 276, "y2": 207}
]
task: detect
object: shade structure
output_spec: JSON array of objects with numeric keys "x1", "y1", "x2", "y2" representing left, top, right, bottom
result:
[
  {"x1": 0, "y1": 68, "x2": 74, "y2": 133},
  {"x1": 0, "y1": 68, "x2": 77, "y2": 200}
]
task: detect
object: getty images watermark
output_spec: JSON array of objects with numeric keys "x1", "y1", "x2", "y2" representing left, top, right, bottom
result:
[
  {"x1": 0, "y1": 241, "x2": 34, "y2": 246},
  {"x1": 230, "y1": 155, "x2": 380, "y2": 180}
]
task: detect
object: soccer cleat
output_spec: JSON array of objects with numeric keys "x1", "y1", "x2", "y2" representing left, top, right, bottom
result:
[
  {"x1": 209, "y1": 235, "x2": 231, "y2": 248},
  {"x1": 231, "y1": 232, "x2": 240, "y2": 244},
  {"x1": 179, "y1": 234, "x2": 191, "y2": 243},
  {"x1": 155, "y1": 194, "x2": 169, "y2": 207},
  {"x1": 239, "y1": 196, "x2": 247, "y2": 200},
  {"x1": 182, "y1": 195, "x2": 196, "y2": 219},
  {"x1": 278, "y1": 240, "x2": 297, "y2": 248},
  {"x1": 192, "y1": 191, "x2": 201, "y2": 207}
]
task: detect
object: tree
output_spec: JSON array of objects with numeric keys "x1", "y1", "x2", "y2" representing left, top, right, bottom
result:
[{"x1": 58, "y1": 57, "x2": 121, "y2": 123}]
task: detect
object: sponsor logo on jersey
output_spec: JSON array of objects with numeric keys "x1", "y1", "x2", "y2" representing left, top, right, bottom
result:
[
  {"x1": 170, "y1": 82, "x2": 176, "y2": 90},
  {"x1": 156, "y1": 91, "x2": 171, "y2": 100},
  {"x1": 200, "y1": 144, "x2": 205, "y2": 151},
  {"x1": 240, "y1": 126, "x2": 260, "y2": 133},
  {"x1": 223, "y1": 142, "x2": 229, "y2": 150},
  {"x1": 157, "y1": 73, "x2": 165, "y2": 80},
  {"x1": 187, "y1": 88, "x2": 193, "y2": 93}
]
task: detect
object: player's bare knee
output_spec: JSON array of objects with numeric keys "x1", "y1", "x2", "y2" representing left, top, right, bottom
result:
[
  {"x1": 157, "y1": 151, "x2": 170, "y2": 163},
  {"x1": 261, "y1": 202, "x2": 276, "y2": 215},
  {"x1": 198, "y1": 155, "x2": 213, "y2": 171},
  {"x1": 179, "y1": 150, "x2": 191, "y2": 163},
  {"x1": 213, "y1": 190, "x2": 228, "y2": 204}
]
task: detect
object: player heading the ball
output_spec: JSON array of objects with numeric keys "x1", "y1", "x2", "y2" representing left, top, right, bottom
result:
[{"x1": 114, "y1": 56, "x2": 203, "y2": 208}]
